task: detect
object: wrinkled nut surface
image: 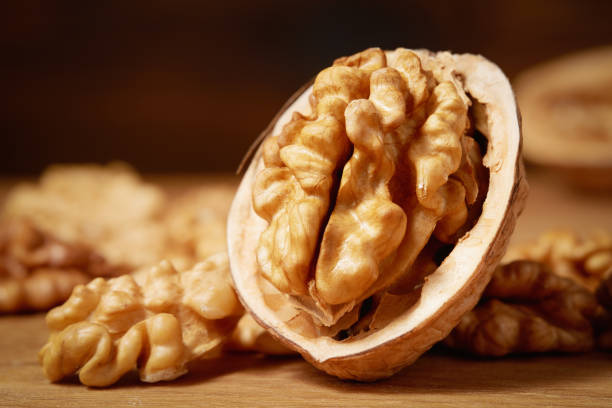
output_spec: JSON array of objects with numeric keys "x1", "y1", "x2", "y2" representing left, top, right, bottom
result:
[
  {"x1": 228, "y1": 48, "x2": 526, "y2": 380},
  {"x1": 3, "y1": 163, "x2": 168, "y2": 268},
  {"x1": 504, "y1": 229, "x2": 612, "y2": 291},
  {"x1": 1, "y1": 165, "x2": 237, "y2": 312},
  {"x1": 0, "y1": 218, "x2": 124, "y2": 313},
  {"x1": 444, "y1": 260, "x2": 600, "y2": 355},
  {"x1": 39, "y1": 254, "x2": 243, "y2": 387}
]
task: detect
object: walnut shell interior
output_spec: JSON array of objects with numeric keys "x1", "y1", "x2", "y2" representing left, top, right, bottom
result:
[{"x1": 228, "y1": 49, "x2": 527, "y2": 380}]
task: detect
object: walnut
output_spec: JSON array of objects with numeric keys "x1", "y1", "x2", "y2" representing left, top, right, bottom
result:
[
  {"x1": 39, "y1": 253, "x2": 243, "y2": 387},
  {"x1": 0, "y1": 218, "x2": 124, "y2": 313},
  {"x1": 228, "y1": 48, "x2": 526, "y2": 380},
  {"x1": 2, "y1": 163, "x2": 168, "y2": 268},
  {"x1": 1, "y1": 165, "x2": 238, "y2": 312},
  {"x1": 444, "y1": 261, "x2": 599, "y2": 356},
  {"x1": 514, "y1": 46, "x2": 612, "y2": 189},
  {"x1": 504, "y1": 230, "x2": 612, "y2": 291}
]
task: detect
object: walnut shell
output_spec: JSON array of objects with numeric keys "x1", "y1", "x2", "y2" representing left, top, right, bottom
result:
[
  {"x1": 228, "y1": 49, "x2": 527, "y2": 380},
  {"x1": 514, "y1": 46, "x2": 612, "y2": 189}
]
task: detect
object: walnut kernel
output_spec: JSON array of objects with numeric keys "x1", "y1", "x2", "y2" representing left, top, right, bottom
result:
[{"x1": 39, "y1": 254, "x2": 242, "y2": 386}]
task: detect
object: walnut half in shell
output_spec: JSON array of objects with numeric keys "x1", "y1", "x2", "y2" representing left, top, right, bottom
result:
[{"x1": 228, "y1": 48, "x2": 527, "y2": 380}]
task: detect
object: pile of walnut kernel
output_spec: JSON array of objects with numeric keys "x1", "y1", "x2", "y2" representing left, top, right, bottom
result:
[
  {"x1": 0, "y1": 163, "x2": 236, "y2": 313},
  {"x1": 0, "y1": 218, "x2": 125, "y2": 312},
  {"x1": 252, "y1": 48, "x2": 488, "y2": 335},
  {"x1": 446, "y1": 230, "x2": 612, "y2": 355}
]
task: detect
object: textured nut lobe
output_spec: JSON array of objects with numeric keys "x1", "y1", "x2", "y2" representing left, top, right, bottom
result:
[
  {"x1": 2, "y1": 164, "x2": 167, "y2": 268},
  {"x1": 504, "y1": 229, "x2": 612, "y2": 291},
  {"x1": 408, "y1": 81, "x2": 467, "y2": 212},
  {"x1": 369, "y1": 68, "x2": 408, "y2": 129},
  {"x1": 0, "y1": 218, "x2": 122, "y2": 313},
  {"x1": 253, "y1": 66, "x2": 368, "y2": 296},
  {"x1": 315, "y1": 99, "x2": 407, "y2": 304}
]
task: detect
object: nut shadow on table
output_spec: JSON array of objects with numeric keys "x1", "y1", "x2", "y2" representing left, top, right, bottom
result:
[{"x1": 308, "y1": 350, "x2": 612, "y2": 394}]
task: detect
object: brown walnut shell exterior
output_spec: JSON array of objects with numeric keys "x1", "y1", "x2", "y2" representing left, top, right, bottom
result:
[{"x1": 228, "y1": 49, "x2": 528, "y2": 380}]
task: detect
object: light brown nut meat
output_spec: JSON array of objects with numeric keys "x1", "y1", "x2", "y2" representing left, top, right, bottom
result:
[
  {"x1": 444, "y1": 261, "x2": 599, "y2": 356},
  {"x1": 369, "y1": 67, "x2": 408, "y2": 129},
  {"x1": 252, "y1": 65, "x2": 368, "y2": 296},
  {"x1": 2, "y1": 163, "x2": 168, "y2": 268},
  {"x1": 504, "y1": 230, "x2": 612, "y2": 291},
  {"x1": 255, "y1": 49, "x2": 475, "y2": 312},
  {"x1": 360, "y1": 76, "x2": 473, "y2": 298},
  {"x1": 1, "y1": 165, "x2": 241, "y2": 313},
  {"x1": 432, "y1": 179, "x2": 468, "y2": 243},
  {"x1": 0, "y1": 219, "x2": 123, "y2": 313},
  {"x1": 39, "y1": 254, "x2": 242, "y2": 387},
  {"x1": 333, "y1": 47, "x2": 386, "y2": 76},
  {"x1": 315, "y1": 99, "x2": 407, "y2": 305},
  {"x1": 389, "y1": 49, "x2": 432, "y2": 108},
  {"x1": 360, "y1": 52, "x2": 439, "y2": 296},
  {"x1": 407, "y1": 81, "x2": 467, "y2": 212},
  {"x1": 452, "y1": 134, "x2": 483, "y2": 206}
]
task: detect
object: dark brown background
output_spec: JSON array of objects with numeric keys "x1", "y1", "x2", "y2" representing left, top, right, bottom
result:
[{"x1": 2, "y1": 0, "x2": 611, "y2": 175}]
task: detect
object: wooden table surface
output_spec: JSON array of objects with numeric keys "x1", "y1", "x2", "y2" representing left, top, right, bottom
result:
[{"x1": 1, "y1": 168, "x2": 611, "y2": 408}]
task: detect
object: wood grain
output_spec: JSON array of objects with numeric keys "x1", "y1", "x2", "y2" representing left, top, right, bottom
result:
[
  {"x1": 1, "y1": 313, "x2": 611, "y2": 408},
  {"x1": 0, "y1": 169, "x2": 611, "y2": 407}
]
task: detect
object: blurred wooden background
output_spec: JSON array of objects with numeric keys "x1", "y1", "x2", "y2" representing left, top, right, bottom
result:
[{"x1": 2, "y1": 0, "x2": 611, "y2": 174}]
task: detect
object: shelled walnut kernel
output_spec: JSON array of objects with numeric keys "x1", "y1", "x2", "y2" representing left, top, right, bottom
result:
[
  {"x1": 504, "y1": 230, "x2": 612, "y2": 291},
  {"x1": 2, "y1": 163, "x2": 168, "y2": 269},
  {"x1": 39, "y1": 254, "x2": 243, "y2": 387},
  {"x1": 0, "y1": 219, "x2": 124, "y2": 312},
  {"x1": 251, "y1": 48, "x2": 487, "y2": 329},
  {"x1": 1, "y1": 164, "x2": 237, "y2": 313},
  {"x1": 444, "y1": 260, "x2": 600, "y2": 355}
]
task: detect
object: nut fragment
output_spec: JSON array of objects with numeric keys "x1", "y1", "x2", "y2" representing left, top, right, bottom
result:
[
  {"x1": 504, "y1": 230, "x2": 612, "y2": 291},
  {"x1": 228, "y1": 48, "x2": 526, "y2": 380},
  {"x1": 0, "y1": 219, "x2": 123, "y2": 313},
  {"x1": 2, "y1": 163, "x2": 168, "y2": 268},
  {"x1": 1, "y1": 166, "x2": 238, "y2": 312},
  {"x1": 444, "y1": 261, "x2": 599, "y2": 355},
  {"x1": 39, "y1": 254, "x2": 243, "y2": 386}
]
